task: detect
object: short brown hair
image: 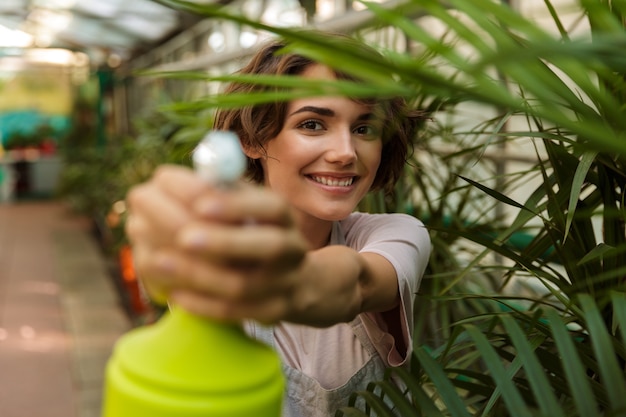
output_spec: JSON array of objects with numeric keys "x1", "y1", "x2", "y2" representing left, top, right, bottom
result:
[{"x1": 214, "y1": 32, "x2": 426, "y2": 194}]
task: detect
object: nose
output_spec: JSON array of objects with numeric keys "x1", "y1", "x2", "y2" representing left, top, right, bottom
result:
[{"x1": 325, "y1": 129, "x2": 356, "y2": 165}]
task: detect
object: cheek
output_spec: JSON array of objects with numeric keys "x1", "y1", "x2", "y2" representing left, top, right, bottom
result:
[
  {"x1": 264, "y1": 135, "x2": 314, "y2": 170},
  {"x1": 260, "y1": 144, "x2": 305, "y2": 187},
  {"x1": 362, "y1": 141, "x2": 383, "y2": 171}
]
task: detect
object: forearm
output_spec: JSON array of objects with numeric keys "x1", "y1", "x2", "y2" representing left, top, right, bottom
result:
[{"x1": 289, "y1": 245, "x2": 399, "y2": 327}]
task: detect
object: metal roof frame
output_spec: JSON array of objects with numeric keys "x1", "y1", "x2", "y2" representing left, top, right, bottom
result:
[{"x1": 0, "y1": 0, "x2": 196, "y2": 65}]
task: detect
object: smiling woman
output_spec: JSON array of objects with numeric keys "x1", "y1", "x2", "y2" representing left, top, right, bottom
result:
[
  {"x1": 257, "y1": 75, "x2": 384, "y2": 229},
  {"x1": 124, "y1": 32, "x2": 431, "y2": 417},
  {"x1": 215, "y1": 35, "x2": 422, "y2": 194}
]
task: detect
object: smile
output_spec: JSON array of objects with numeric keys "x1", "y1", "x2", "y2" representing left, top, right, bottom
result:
[{"x1": 311, "y1": 175, "x2": 355, "y2": 187}]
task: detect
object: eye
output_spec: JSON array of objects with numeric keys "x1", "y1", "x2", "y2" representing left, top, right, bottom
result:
[
  {"x1": 353, "y1": 124, "x2": 380, "y2": 138},
  {"x1": 298, "y1": 119, "x2": 324, "y2": 131}
]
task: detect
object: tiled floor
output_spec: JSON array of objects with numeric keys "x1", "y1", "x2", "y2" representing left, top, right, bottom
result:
[{"x1": 0, "y1": 201, "x2": 131, "y2": 417}]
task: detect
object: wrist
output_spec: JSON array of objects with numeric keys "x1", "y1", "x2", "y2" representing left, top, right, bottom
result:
[{"x1": 288, "y1": 247, "x2": 364, "y2": 327}]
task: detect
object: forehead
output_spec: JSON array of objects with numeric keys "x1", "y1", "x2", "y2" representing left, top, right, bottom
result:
[
  {"x1": 286, "y1": 95, "x2": 377, "y2": 117},
  {"x1": 299, "y1": 63, "x2": 337, "y2": 80},
  {"x1": 288, "y1": 63, "x2": 378, "y2": 115}
]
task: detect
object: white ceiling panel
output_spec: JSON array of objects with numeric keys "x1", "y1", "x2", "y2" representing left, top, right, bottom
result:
[
  {"x1": 0, "y1": 15, "x2": 22, "y2": 30},
  {"x1": 73, "y1": 0, "x2": 128, "y2": 19},
  {"x1": 0, "y1": 0, "x2": 189, "y2": 64}
]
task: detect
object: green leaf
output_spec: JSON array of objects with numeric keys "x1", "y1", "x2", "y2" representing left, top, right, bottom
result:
[
  {"x1": 458, "y1": 175, "x2": 537, "y2": 215},
  {"x1": 346, "y1": 389, "x2": 398, "y2": 417},
  {"x1": 545, "y1": 308, "x2": 601, "y2": 417},
  {"x1": 565, "y1": 151, "x2": 597, "y2": 241},
  {"x1": 500, "y1": 315, "x2": 565, "y2": 417},
  {"x1": 334, "y1": 408, "x2": 369, "y2": 417},
  {"x1": 611, "y1": 291, "x2": 626, "y2": 346},
  {"x1": 365, "y1": 379, "x2": 420, "y2": 417},
  {"x1": 386, "y1": 366, "x2": 445, "y2": 417},
  {"x1": 576, "y1": 243, "x2": 616, "y2": 266},
  {"x1": 464, "y1": 324, "x2": 534, "y2": 417},
  {"x1": 413, "y1": 347, "x2": 472, "y2": 417},
  {"x1": 579, "y1": 294, "x2": 626, "y2": 412}
]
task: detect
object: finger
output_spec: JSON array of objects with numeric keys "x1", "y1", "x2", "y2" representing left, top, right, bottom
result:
[
  {"x1": 126, "y1": 164, "x2": 209, "y2": 228},
  {"x1": 192, "y1": 185, "x2": 294, "y2": 226},
  {"x1": 124, "y1": 212, "x2": 148, "y2": 244},
  {"x1": 147, "y1": 247, "x2": 274, "y2": 302},
  {"x1": 133, "y1": 246, "x2": 231, "y2": 307},
  {"x1": 170, "y1": 290, "x2": 290, "y2": 324},
  {"x1": 126, "y1": 184, "x2": 186, "y2": 244},
  {"x1": 126, "y1": 173, "x2": 199, "y2": 242},
  {"x1": 152, "y1": 164, "x2": 210, "y2": 205},
  {"x1": 229, "y1": 297, "x2": 291, "y2": 324},
  {"x1": 177, "y1": 221, "x2": 308, "y2": 264},
  {"x1": 168, "y1": 290, "x2": 244, "y2": 323},
  {"x1": 131, "y1": 244, "x2": 174, "y2": 305}
]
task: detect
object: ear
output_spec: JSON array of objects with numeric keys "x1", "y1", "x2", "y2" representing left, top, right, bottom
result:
[{"x1": 242, "y1": 144, "x2": 264, "y2": 159}]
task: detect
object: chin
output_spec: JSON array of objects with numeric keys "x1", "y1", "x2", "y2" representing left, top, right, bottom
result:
[
  {"x1": 296, "y1": 197, "x2": 363, "y2": 223},
  {"x1": 315, "y1": 208, "x2": 355, "y2": 222}
]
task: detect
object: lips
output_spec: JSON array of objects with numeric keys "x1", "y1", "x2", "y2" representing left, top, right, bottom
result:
[{"x1": 310, "y1": 175, "x2": 355, "y2": 187}]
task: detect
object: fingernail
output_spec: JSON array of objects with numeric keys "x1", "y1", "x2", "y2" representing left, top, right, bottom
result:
[
  {"x1": 156, "y1": 253, "x2": 177, "y2": 272},
  {"x1": 195, "y1": 199, "x2": 223, "y2": 217},
  {"x1": 180, "y1": 229, "x2": 207, "y2": 249}
]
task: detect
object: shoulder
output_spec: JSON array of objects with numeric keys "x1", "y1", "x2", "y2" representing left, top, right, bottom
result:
[
  {"x1": 340, "y1": 212, "x2": 431, "y2": 288},
  {"x1": 343, "y1": 211, "x2": 424, "y2": 225},
  {"x1": 341, "y1": 212, "x2": 429, "y2": 246}
]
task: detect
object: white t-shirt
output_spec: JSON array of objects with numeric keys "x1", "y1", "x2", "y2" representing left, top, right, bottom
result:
[{"x1": 254, "y1": 212, "x2": 430, "y2": 389}]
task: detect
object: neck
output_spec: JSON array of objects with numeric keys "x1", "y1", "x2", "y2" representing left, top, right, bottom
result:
[{"x1": 294, "y1": 212, "x2": 334, "y2": 250}]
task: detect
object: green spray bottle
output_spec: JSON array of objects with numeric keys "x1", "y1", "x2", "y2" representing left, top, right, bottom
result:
[{"x1": 102, "y1": 131, "x2": 284, "y2": 417}]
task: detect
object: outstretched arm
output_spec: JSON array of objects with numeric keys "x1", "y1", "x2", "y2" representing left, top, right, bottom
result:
[{"x1": 126, "y1": 165, "x2": 402, "y2": 327}]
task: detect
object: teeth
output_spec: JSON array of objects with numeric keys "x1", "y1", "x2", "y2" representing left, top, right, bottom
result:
[{"x1": 312, "y1": 176, "x2": 354, "y2": 187}]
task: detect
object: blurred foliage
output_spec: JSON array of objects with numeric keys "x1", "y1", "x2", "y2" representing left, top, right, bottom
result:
[
  {"x1": 57, "y1": 95, "x2": 202, "y2": 251},
  {"x1": 3, "y1": 124, "x2": 56, "y2": 149}
]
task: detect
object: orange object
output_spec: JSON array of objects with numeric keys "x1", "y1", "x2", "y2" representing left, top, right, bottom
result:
[
  {"x1": 118, "y1": 244, "x2": 148, "y2": 314},
  {"x1": 119, "y1": 245, "x2": 136, "y2": 283}
]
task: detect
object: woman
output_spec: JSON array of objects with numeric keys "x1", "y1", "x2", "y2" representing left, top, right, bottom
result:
[{"x1": 126, "y1": 33, "x2": 431, "y2": 416}]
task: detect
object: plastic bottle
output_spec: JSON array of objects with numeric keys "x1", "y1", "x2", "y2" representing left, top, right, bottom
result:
[{"x1": 102, "y1": 131, "x2": 284, "y2": 417}]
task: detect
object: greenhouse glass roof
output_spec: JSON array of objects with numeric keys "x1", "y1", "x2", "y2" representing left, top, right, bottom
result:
[{"x1": 0, "y1": 0, "x2": 190, "y2": 64}]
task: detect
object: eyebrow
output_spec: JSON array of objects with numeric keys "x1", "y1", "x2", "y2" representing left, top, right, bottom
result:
[
  {"x1": 289, "y1": 106, "x2": 335, "y2": 117},
  {"x1": 289, "y1": 105, "x2": 375, "y2": 121}
]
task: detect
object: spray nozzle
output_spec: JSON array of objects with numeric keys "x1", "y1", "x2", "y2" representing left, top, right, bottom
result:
[{"x1": 192, "y1": 131, "x2": 246, "y2": 186}]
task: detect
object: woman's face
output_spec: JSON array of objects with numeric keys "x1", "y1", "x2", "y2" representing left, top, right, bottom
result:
[{"x1": 256, "y1": 64, "x2": 383, "y2": 224}]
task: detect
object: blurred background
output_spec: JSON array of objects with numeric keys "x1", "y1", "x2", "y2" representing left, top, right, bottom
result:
[{"x1": 2, "y1": 1, "x2": 623, "y2": 417}]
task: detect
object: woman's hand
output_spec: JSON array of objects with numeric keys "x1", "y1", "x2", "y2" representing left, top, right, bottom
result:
[{"x1": 125, "y1": 164, "x2": 309, "y2": 323}]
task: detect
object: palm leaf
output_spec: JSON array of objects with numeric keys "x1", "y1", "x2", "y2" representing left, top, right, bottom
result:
[
  {"x1": 565, "y1": 151, "x2": 598, "y2": 241},
  {"x1": 413, "y1": 347, "x2": 472, "y2": 417},
  {"x1": 499, "y1": 315, "x2": 564, "y2": 417},
  {"x1": 545, "y1": 308, "x2": 601, "y2": 417},
  {"x1": 579, "y1": 294, "x2": 626, "y2": 413}
]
